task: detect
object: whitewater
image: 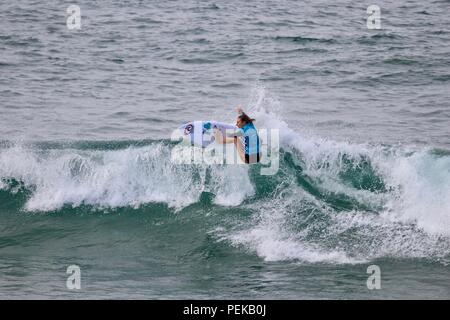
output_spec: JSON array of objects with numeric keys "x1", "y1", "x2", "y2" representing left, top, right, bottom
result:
[
  {"x1": 1, "y1": 0, "x2": 449, "y2": 299},
  {"x1": 1, "y1": 88, "x2": 449, "y2": 269}
]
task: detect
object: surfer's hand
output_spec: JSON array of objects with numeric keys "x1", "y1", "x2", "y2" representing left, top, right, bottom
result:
[
  {"x1": 214, "y1": 129, "x2": 223, "y2": 144},
  {"x1": 236, "y1": 107, "x2": 244, "y2": 114}
]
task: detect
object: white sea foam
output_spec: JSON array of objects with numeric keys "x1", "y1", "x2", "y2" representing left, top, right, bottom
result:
[
  {"x1": 223, "y1": 188, "x2": 364, "y2": 264},
  {"x1": 216, "y1": 85, "x2": 450, "y2": 263},
  {"x1": 0, "y1": 143, "x2": 253, "y2": 211},
  {"x1": 1, "y1": 86, "x2": 449, "y2": 264},
  {"x1": 251, "y1": 85, "x2": 450, "y2": 238}
]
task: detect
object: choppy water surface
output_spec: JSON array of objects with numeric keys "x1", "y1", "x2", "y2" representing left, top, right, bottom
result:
[{"x1": 0, "y1": 0, "x2": 449, "y2": 299}]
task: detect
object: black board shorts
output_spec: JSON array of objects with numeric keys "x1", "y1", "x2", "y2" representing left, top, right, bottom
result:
[{"x1": 245, "y1": 153, "x2": 261, "y2": 164}]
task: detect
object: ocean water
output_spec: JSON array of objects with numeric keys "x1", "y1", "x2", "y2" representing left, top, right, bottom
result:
[{"x1": 0, "y1": 0, "x2": 449, "y2": 299}]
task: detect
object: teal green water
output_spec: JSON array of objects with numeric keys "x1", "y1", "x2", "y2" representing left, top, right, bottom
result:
[
  {"x1": 1, "y1": 138, "x2": 449, "y2": 298},
  {"x1": 0, "y1": 0, "x2": 449, "y2": 299}
]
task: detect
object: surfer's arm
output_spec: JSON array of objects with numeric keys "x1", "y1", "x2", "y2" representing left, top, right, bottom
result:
[
  {"x1": 216, "y1": 134, "x2": 235, "y2": 144},
  {"x1": 225, "y1": 129, "x2": 244, "y2": 143},
  {"x1": 215, "y1": 128, "x2": 243, "y2": 144},
  {"x1": 222, "y1": 137, "x2": 235, "y2": 143},
  {"x1": 226, "y1": 128, "x2": 244, "y2": 137},
  {"x1": 214, "y1": 129, "x2": 235, "y2": 144}
]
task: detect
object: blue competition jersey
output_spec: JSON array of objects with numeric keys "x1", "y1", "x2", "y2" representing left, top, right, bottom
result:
[{"x1": 240, "y1": 123, "x2": 261, "y2": 155}]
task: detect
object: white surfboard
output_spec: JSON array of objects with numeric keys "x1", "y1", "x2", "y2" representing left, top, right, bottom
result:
[{"x1": 177, "y1": 121, "x2": 237, "y2": 148}]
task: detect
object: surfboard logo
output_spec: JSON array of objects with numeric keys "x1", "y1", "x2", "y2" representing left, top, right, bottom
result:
[
  {"x1": 184, "y1": 124, "x2": 194, "y2": 135},
  {"x1": 202, "y1": 122, "x2": 212, "y2": 134}
]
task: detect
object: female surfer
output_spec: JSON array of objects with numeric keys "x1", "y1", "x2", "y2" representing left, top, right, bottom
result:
[{"x1": 215, "y1": 107, "x2": 262, "y2": 164}]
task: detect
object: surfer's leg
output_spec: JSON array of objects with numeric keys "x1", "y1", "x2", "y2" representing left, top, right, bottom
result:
[
  {"x1": 234, "y1": 137, "x2": 246, "y2": 163},
  {"x1": 245, "y1": 153, "x2": 261, "y2": 164}
]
